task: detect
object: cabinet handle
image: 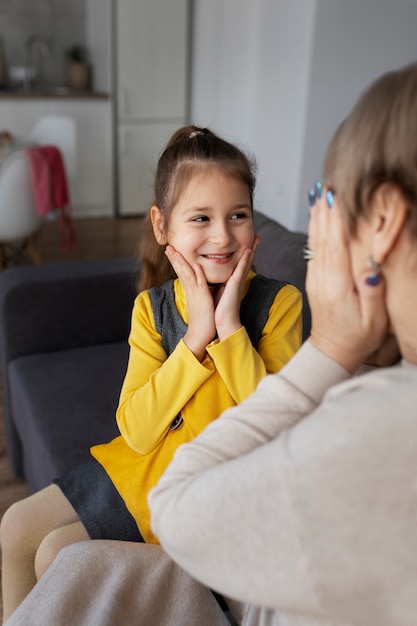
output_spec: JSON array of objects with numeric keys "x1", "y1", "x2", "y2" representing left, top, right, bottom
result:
[
  {"x1": 119, "y1": 127, "x2": 127, "y2": 156},
  {"x1": 118, "y1": 86, "x2": 128, "y2": 117}
]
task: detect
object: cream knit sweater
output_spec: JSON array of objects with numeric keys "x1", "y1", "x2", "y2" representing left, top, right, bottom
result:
[{"x1": 150, "y1": 342, "x2": 417, "y2": 626}]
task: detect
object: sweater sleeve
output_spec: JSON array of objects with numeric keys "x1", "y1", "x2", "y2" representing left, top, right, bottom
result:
[
  {"x1": 149, "y1": 342, "x2": 353, "y2": 616},
  {"x1": 116, "y1": 292, "x2": 216, "y2": 454}
]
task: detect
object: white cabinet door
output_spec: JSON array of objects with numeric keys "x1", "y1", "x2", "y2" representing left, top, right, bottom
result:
[
  {"x1": 116, "y1": 0, "x2": 189, "y2": 120},
  {"x1": 116, "y1": 0, "x2": 190, "y2": 215},
  {"x1": 118, "y1": 122, "x2": 184, "y2": 216}
]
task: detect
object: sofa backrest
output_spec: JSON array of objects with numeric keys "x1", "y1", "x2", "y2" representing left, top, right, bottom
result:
[
  {"x1": 253, "y1": 210, "x2": 310, "y2": 341},
  {"x1": 0, "y1": 256, "x2": 138, "y2": 365}
]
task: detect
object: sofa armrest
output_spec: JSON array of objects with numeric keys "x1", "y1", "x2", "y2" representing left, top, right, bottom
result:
[
  {"x1": 0, "y1": 256, "x2": 138, "y2": 478},
  {"x1": 0, "y1": 256, "x2": 138, "y2": 365}
]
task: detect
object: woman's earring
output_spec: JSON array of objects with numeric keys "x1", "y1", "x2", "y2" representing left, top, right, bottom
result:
[{"x1": 366, "y1": 255, "x2": 383, "y2": 286}]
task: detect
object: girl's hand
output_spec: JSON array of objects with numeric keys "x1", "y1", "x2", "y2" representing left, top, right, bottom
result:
[
  {"x1": 165, "y1": 245, "x2": 215, "y2": 360},
  {"x1": 306, "y1": 189, "x2": 388, "y2": 373},
  {"x1": 214, "y1": 235, "x2": 260, "y2": 341}
]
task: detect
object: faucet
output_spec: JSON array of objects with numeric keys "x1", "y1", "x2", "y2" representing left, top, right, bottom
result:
[{"x1": 24, "y1": 36, "x2": 50, "y2": 90}]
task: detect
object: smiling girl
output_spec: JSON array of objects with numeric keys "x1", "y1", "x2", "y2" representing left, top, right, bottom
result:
[{"x1": 1, "y1": 126, "x2": 302, "y2": 621}]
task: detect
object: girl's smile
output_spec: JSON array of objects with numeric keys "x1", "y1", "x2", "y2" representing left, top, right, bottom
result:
[{"x1": 202, "y1": 252, "x2": 234, "y2": 263}]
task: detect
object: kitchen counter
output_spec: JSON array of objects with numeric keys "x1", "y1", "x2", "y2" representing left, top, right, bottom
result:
[{"x1": 0, "y1": 89, "x2": 109, "y2": 100}]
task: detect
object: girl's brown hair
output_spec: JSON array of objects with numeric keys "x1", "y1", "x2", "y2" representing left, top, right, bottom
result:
[
  {"x1": 137, "y1": 125, "x2": 256, "y2": 291},
  {"x1": 323, "y1": 62, "x2": 417, "y2": 236}
]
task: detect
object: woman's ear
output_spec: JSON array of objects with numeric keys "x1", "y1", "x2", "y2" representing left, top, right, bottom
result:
[
  {"x1": 150, "y1": 206, "x2": 167, "y2": 245},
  {"x1": 371, "y1": 184, "x2": 409, "y2": 264}
]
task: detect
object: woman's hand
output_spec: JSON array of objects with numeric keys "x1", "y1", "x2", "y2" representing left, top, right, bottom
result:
[
  {"x1": 364, "y1": 332, "x2": 401, "y2": 368},
  {"x1": 214, "y1": 235, "x2": 260, "y2": 341},
  {"x1": 165, "y1": 245, "x2": 216, "y2": 360},
  {"x1": 306, "y1": 189, "x2": 389, "y2": 373}
]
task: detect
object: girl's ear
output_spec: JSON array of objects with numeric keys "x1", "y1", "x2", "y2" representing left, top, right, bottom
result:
[
  {"x1": 150, "y1": 205, "x2": 167, "y2": 245},
  {"x1": 371, "y1": 183, "x2": 409, "y2": 264}
]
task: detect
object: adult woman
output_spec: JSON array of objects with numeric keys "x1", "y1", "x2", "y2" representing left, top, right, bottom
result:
[{"x1": 149, "y1": 62, "x2": 417, "y2": 626}]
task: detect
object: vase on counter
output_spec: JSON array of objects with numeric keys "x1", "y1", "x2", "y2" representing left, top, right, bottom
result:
[
  {"x1": 65, "y1": 44, "x2": 91, "y2": 91},
  {"x1": 67, "y1": 61, "x2": 91, "y2": 91}
]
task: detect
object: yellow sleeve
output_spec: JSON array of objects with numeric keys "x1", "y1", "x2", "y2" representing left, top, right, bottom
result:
[
  {"x1": 206, "y1": 284, "x2": 302, "y2": 405},
  {"x1": 116, "y1": 292, "x2": 215, "y2": 455}
]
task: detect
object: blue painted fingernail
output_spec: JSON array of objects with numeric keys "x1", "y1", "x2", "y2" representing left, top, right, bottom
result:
[
  {"x1": 308, "y1": 189, "x2": 316, "y2": 207},
  {"x1": 366, "y1": 273, "x2": 381, "y2": 287},
  {"x1": 315, "y1": 181, "x2": 323, "y2": 198},
  {"x1": 326, "y1": 190, "x2": 334, "y2": 208}
]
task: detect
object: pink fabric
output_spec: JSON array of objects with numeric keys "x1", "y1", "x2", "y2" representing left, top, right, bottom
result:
[
  {"x1": 26, "y1": 145, "x2": 74, "y2": 252},
  {"x1": 25, "y1": 147, "x2": 52, "y2": 216}
]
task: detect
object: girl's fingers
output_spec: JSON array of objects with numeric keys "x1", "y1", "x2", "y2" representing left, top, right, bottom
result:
[
  {"x1": 165, "y1": 245, "x2": 196, "y2": 284},
  {"x1": 230, "y1": 234, "x2": 260, "y2": 284},
  {"x1": 192, "y1": 262, "x2": 208, "y2": 288},
  {"x1": 165, "y1": 246, "x2": 213, "y2": 317}
]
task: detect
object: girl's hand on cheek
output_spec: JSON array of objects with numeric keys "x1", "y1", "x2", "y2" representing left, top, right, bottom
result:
[
  {"x1": 165, "y1": 245, "x2": 216, "y2": 360},
  {"x1": 215, "y1": 235, "x2": 260, "y2": 341},
  {"x1": 307, "y1": 191, "x2": 388, "y2": 373}
]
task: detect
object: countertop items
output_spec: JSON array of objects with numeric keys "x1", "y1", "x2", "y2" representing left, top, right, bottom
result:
[{"x1": 0, "y1": 89, "x2": 108, "y2": 100}]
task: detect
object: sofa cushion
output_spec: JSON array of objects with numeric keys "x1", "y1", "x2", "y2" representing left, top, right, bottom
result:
[
  {"x1": 253, "y1": 211, "x2": 310, "y2": 340},
  {"x1": 9, "y1": 341, "x2": 128, "y2": 492}
]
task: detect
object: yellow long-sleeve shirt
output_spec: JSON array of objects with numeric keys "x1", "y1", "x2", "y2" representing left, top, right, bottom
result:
[{"x1": 91, "y1": 271, "x2": 302, "y2": 542}]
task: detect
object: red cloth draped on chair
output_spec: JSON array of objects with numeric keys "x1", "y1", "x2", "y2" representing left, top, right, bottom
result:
[{"x1": 26, "y1": 145, "x2": 75, "y2": 252}]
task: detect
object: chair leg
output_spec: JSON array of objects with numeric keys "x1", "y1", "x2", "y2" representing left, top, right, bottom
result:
[{"x1": 27, "y1": 229, "x2": 43, "y2": 264}]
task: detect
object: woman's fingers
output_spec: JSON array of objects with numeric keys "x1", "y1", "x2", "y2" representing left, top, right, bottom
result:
[
  {"x1": 306, "y1": 186, "x2": 388, "y2": 372},
  {"x1": 306, "y1": 191, "x2": 348, "y2": 309}
]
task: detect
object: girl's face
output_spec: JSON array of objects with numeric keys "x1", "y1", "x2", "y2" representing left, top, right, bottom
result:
[{"x1": 161, "y1": 168, "x2": 255, "y2": 285}]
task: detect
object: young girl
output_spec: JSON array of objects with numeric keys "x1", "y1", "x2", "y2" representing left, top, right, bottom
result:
[{"x1": 0, "y1": 125, "x2": 302, "y2": 621}]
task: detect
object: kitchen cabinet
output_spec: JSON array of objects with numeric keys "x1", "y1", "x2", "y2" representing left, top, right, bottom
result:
[
  {"x1": 115, "y1": 0, "x2": 191, "y2": 215},
  {"x1": 0, "y1": 95, "x2": 113, "y2": 218},
  {"x1": 118, "y1": 122, "x2": 184, "y2": 215}
]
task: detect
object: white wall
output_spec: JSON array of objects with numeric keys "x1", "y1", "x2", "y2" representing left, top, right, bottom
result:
[
  {"x1": 249, "y1": 0, "x2": 316, "y2": 230},
  {"x1": 86, "y1": 0, "x2": 112, "y2": 92},
  {"x1": 191, "y1": 0, "x2": 259, "y2": 141},
  {"x1": 191, "y1": 0, "x2": 316, "y2": 230},
  {"x1": 84, "y1": 0, "x2": 113, "y2": 216},
  {"x1": 191, "y1": 0, "x2": 417, "y2": 232},
  {"x1": 297, "y1": 0, "x2": 417, "y2": 231}
]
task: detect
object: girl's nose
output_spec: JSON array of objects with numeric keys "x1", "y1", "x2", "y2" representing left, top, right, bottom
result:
[{"x1": 210, "y1": 222, "x2": 232, "y2": 246}]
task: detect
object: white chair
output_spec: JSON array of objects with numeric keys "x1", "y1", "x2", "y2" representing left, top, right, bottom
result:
[
  {"x1": 30, "y1": 114, "x2": 77, "y2": 179},
  {"x1": 0, "y1": 150, "x2": 43, "y2": 268}
]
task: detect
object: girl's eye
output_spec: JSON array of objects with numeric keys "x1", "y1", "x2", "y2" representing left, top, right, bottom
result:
[
  {"x1": 231, "y1": 211, "x2": 250, "y2": 220},
  {"x1": 191, "y1": 215, "x2": 209, "y2": 223}
]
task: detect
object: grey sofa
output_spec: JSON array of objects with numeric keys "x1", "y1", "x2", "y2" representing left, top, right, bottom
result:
[{"x1": 0, "y1": 211, "x2": 309, "y2": 492}]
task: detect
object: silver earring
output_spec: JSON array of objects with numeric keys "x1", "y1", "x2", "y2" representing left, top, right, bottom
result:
[
  {"x1": 366, "y1": 255, "x2": 383, "y2": 287},
  {"x1": 367, "y1": 255, "x2": 383, "y2": 273}
]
